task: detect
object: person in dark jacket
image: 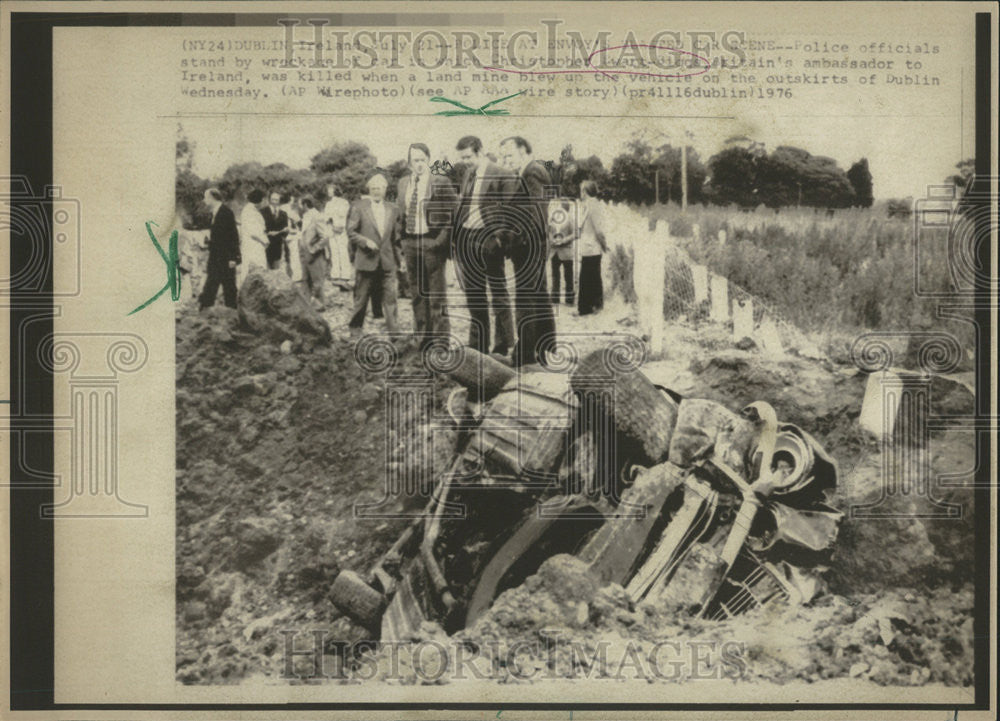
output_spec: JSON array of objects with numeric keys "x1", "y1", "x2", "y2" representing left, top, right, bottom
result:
[
  {"x1": 398, "y1": 142, "x2": 458, "y2": 349},
  {"x1": 499, "y1": 135, "x2": 557, "y2": 367},
  {"x1": 198, "y1": 188, "x2": 241, "y2": 310},
  {"x1": 262, "y1": 190, "x2": 290, "y2": 273},
  {"x1": 453, "y1": 135, "x2": 516, "y2": 357}
]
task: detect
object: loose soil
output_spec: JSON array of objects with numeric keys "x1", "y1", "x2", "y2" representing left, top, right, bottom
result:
[{"x1": 176, "y1": 281, "x2": 976, "y2": 688}]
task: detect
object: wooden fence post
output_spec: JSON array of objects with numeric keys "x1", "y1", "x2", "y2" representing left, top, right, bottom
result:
[{"x1": 709, "y1": 275, "x2": 729, "y2": 323}]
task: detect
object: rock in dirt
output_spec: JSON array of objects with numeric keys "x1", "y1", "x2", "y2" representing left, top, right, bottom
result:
[
  {"x1": 234, "y1": 517, "x2": 282, "y2": 569},
  {"x1": 184, "y1": 601, "x2": 208, "y2": 622},
  {"x1": 238, "y1": 269, "x2": 331, "y2": 348}
]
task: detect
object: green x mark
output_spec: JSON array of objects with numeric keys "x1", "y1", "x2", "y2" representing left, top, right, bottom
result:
[
  {"x1": 128, "y1": 220, "x2": 181, "y2": 315},
  {"x1": 430, "y1": 91, "x2": 525, "y2": 116}
]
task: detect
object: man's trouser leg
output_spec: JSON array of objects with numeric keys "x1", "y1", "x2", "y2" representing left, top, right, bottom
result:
[
  {"x1": 350, "y1": 270, "x2": 375, "y2": 330},
  {"x1": 304, "y1": 254, "x2": 326, "y2": 305},
  {"x1": 299, "y1": 250, "x2": 313, "y2": 295},
  {"x1": 425, "y1": 249, "x2": 450, "y2": 343},
  {"x1": 511, "y1": 233, "x2": 556, "y2": 367},
  {"x1": 454, "y1": 228, "x2": 490, "y2": 355},
  {"x1": 484, "y1": 238, "x2": 514, "y2": 354},
  {"x1": 311, "y1": 256, "x2": 328, "y2": 306},
  {"x1": 266, "y1": 240, "x2": 283, "y2": 269},
  {"x1": 563, "y1": 258, "x2": 575, "y2": 304},
  {"x1": 220, "y1": 266, "x2": 238, "y2": 308},
  {"x1": 199, "y1": 264, "x2": 222, "y2": 309},
  {"x1": 380, "y1": 266, "x2": 400, "y2": 333},
  {"x1": 406, "y1": 240, "x2": 450, "y2": 344},
  {"x1": 405, "y1": 244, "x2": 429, "y2": 342},
  {"x1": 551, "y1": 254, "x2": 562, "y2": 303},
  {"x1": 370, "y1": 268, "x2": 384, "y2": 319}
]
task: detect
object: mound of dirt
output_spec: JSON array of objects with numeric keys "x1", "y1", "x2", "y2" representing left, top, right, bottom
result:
[
  {"x1": 175, "y1": 301, "x2": 447, "y2": 684},
  {"x1": 238, "y1": 268, "x2": 332, "y2": 348},
  {"x1": 446, "y1": 555, "x2": 974, "y2": 686},
  {"x1": 177, "y1": 300, "x2": 977, "y2": 688}
]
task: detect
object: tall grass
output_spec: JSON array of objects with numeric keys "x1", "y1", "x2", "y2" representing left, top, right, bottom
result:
[{"x1": 613, "y1": 203, "x2": 975, "y2": 365}]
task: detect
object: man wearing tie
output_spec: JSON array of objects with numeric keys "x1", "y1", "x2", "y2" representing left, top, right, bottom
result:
[
  {"x1": 262, "y1": 190, "x2": 290, "y2": 274},
  {"x1": 398, "y1": 142, "x2": 458, "y2": 351},
  {"x1": 346, "y1": 171, "x2": 403, "y2": 337},
  {"x1": 198, "y1": 187, "x2": 241, "y2": 310},
  {"x1": 498, "y1": 135, "x2": 557, "y2": 367},
  {"x1": 452, "y1": 135, "x2": 516, "y2": 358}
]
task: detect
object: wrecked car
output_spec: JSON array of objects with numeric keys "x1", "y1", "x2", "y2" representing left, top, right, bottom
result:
[{"x1": 329, "y1": 346, "x2": 843, "y2": 641}]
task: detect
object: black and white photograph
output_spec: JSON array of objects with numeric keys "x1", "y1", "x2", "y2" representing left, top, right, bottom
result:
[
  {"x1": 174, "y1": 113, "x2": 981, "y2": 689},
  {"x1": 3, "y1": 1, "x2": 995, "y2": 717}
]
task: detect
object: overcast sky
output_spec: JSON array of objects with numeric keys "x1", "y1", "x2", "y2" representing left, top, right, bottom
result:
[{"x1": 182, "y1": 111, "x2": 969, "y2": 200}]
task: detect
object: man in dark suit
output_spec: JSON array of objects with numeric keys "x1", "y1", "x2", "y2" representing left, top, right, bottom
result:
[
  {"x1": 499, "y1": 136, "x2": 557, "y2": 367},
  {"x1": 453, "y1": 135, "x2": 516, "y2": 357},
  {"x1": 262, "y1": 190, "x2": 290, "y2": 274},
  {"x1": 398, "y1": 142, "x2": 458, "y2": 350},
  {"x1": 198, "y1": 187, "x2": 241, "y2": 310},
  {"x1": 347, "y1": 171, "x2": 403, "y2": 337}
]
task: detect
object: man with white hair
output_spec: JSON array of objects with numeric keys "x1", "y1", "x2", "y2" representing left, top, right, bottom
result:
[{"x1": 346, "y1": 171, "x2": 403, "y2": 337}]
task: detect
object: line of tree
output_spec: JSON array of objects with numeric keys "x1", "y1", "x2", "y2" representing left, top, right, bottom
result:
[
  {"x1": 701, "y1": 136, "x2": 872, "y2": 210},
  {"x1": 175, "y1": 125, "x2": 882, "y2": 229},
  {"x1": 559, "y1": 134, "x2": 875, "y2": 210}
]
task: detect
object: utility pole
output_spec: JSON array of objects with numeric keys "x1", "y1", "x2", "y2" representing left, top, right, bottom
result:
[{"x1": 651, "y1": 128, "x2": 694, "y2": 208}]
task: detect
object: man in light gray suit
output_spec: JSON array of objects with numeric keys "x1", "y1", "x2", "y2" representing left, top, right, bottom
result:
[{"x1": 346, "y1": 171, "x2": 403, "y2": 337}]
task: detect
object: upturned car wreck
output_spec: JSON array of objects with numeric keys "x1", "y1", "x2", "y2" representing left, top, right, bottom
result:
[{"x1": 330, "y1": 345, "x2": 843, "y2": 641}]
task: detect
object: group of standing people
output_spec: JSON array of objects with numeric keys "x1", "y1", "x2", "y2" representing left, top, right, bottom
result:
[
  {"x1": 198, "y1": 134, "x2": 609, "y2": 369},
  {"x1": 197, "y1": 183, "x2": 368, "y2": 311}
]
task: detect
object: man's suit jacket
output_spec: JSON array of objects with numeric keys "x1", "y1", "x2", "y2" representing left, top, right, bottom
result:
[
  {"x1": 454, "y1": 161, "x2": 516, "y2": 239},
  {"x1": 512, "y1": 159, "x2": 552, "y2": 251},
  {"x1": 347, "y1": 198, "x2": 403, "y2": 272},
  {"x1": 262, "y1": 206, "x2": 289, "y2": 243},
  {"x1": 298, "y1": 209, "x2": 328, "y2": 259},
  {"x1": 397, "y1": 172, "x2": 458, "y2": 253},
  {"x1": 207, "y1": 204, "x2": 241, "y2": 268}
]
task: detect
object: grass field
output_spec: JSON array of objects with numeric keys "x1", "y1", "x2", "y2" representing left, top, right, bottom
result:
[{"x1": 605, "y1": 202, "x2": 975, "y2": 367}]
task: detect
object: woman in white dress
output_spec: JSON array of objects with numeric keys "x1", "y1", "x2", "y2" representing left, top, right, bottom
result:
[
  {"x1": 238, "y1": 188, "x2": 269, "y2": 285},
  {"x1": 322, "y1": 183, "x2": 352, "y2": 282}
]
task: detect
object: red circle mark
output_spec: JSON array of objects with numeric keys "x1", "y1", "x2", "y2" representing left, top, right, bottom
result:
[{"x1": 483, "y1": 44, "x2": 711, "y2": 81}]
